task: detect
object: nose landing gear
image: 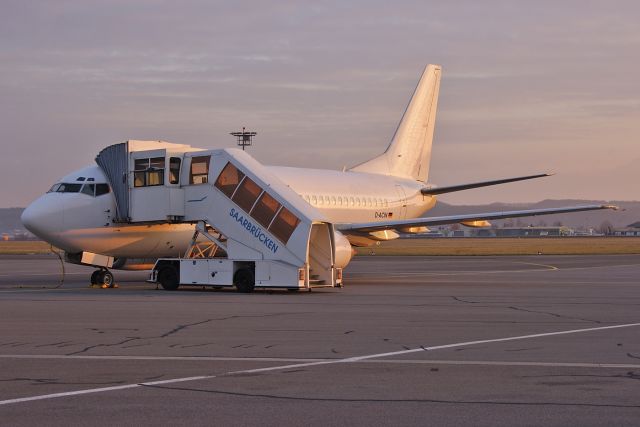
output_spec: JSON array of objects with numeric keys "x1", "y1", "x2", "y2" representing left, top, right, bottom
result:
[{"x1": 90, "y1": 268, "x2": 118, "y2": 288}]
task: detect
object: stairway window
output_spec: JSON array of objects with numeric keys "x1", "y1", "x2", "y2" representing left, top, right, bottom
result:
[
  {"x1": 251, "y1": 192, "x2": 281, "y2": 228},
  {"x1": 169, "y1": 157, "x2": 181, "y2": 184},
  {"x1": 190, "y1": 156, "x2": 210, "y2": 184},
  {"x1": 134, "y1": 157, "x2": 165, "y2": 187},
  {"x1": 215, "y1": 162, "x2": 245, "y2": 196},
  {"x1": 232, "y1": 176, "x2": 262, "y2": 213},
  {"x1": 269, "y1": 207, "x2": 300, "y2": 244}
]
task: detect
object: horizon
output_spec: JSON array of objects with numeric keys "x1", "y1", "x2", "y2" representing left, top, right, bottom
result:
[{"x1": 1, "y1": 1, "x2": 638, "y2": 208}]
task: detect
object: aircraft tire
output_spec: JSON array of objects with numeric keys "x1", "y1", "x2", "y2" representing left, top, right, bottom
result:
[
  {"x1": 100, "y1": 271, "x2": 114, "y2": 288},
  {"x1": 234, "y1": 269, "x2": 255, "y2": 293},
  {"x1": 90, "y1": 270, "x2": 100, "y2": 285},
  {"x1": 158, "y1": 266, "x2": 179, "y2": 291}
]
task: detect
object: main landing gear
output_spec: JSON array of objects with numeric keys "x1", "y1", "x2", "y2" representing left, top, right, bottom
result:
[{"x1": 90, "y1": 268, "x2": 118, "y2": 289}]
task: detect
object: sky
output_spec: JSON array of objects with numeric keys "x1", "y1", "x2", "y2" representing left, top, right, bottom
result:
[{"x1": 1, "y1": 0, "x2": 639, "y2": 207}]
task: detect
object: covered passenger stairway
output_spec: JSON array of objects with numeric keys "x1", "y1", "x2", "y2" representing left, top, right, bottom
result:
[{"x1": 95, "y1": 141, "x2": 341, "y2": 291}]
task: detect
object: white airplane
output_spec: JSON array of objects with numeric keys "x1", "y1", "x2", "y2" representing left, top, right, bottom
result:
[{"x1": 21, "y1": 64, "x2": 616, "y2": 288}]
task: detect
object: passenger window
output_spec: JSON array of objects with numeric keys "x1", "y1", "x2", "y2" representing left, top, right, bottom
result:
[
  {"x1": 269, "y1": 207, "x2": 300, "y2": 244},
  {"x1": 232, "y1": 177, "x2": 262, "y2": 212},
  {"x1": 331, "y1": 196, "x2": 336, "y2": 205},
  {"x1": 251, "y1": 192, "x2": 282, "y2": 228},
  {"x1": 169, "y1": 157, "x2": 181, "y2": 185},
  {"x1": 81, "y1": 184, "x2": 95, "y2": 197},
  {"x1": 312, "y1": 195, "x2": 317, "y2": 205},
  {"x1": 190, "y1": 156, "x2": 210, "y2": 184},
  {"x1": 215, "y1": 162, "x2": 245, "y2": 196},
  {"x1": 95, "y1": 184, "x2": 110, "y2": 196}
]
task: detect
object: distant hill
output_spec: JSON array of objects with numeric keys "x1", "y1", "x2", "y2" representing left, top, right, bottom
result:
[
  {"x1": 0, "y1": 208, "x2": 26, "y2": 234},
  {"x1": 2, "y1": 200, "x2": 638, "y2": 234}
]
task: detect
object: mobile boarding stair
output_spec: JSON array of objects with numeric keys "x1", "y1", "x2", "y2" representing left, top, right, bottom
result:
[{"x1": 96, "y1": 141, "x2": 342, "y2": 292}]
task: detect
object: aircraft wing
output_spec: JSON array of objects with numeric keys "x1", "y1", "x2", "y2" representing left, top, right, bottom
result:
[
  {"x1": 337, "y1": 204, "x2": 617, "y2": 234},
  {"x1": 421, "y1": 173, "x2": 551, "y2": 196}
]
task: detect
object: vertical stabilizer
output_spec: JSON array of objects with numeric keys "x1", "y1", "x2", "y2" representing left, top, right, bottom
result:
[{"x1": 350, "y1": 64, "x2": 441, "y2": 182}]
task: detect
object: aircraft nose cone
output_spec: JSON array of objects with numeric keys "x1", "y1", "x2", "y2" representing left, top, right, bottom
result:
[{"x1": 21, "y1": 196, "x2": 64, "y2": 241}]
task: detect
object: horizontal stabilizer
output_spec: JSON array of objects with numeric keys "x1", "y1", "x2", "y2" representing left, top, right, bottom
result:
[
  {"x1": 338, "y1": 204, "x2": 618, "y2": 234},
  {"x1": 421, "y1": 173, "x2": 552, "y2": 196}
]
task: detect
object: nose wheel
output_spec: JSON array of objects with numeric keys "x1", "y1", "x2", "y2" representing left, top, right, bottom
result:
[{"x1": 90, "y1": 268, "x2": 117, "y2": 288}]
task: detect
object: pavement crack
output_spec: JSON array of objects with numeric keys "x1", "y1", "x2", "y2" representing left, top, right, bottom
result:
[
  {"x1": 160, "y1": 319, "x2": 214, "y2": 338},
  {"x1": 451, "y1": 296, "x2": 479, "y2": 304},
  {"x1": 140, "y1": 384, "x2": 640, "y2": 408},
  {"x1": 66, "y1": 337, "x2": 142, "y2": 356},
  {"x1": 508, "y1": 306, "x2": 601, "y2": 324},
  {"x1": 525, "y1": 372, "x2": 640, "y2": 382}
]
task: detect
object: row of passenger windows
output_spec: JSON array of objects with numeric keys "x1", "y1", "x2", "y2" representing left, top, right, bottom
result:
[
  {"x1": 304, "y1": 194, "x2": 390, "y2": 208},
  {"x1": 48, "y1": 183, "x2": 110, "y2": 197},
  {"x1": 133, "y1": 157, "x2": 182, "y2": 187},
  {"x1": 215, "y1": 162, "x2": 300, "y2": 244}
]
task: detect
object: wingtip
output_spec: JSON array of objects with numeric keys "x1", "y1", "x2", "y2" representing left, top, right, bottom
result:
[{"x1": 603, "y1": 204, "x2": 620, "y2": 210}]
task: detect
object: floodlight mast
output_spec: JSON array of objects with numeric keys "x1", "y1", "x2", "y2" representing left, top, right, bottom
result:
[{"x1": 230, "y1": 127, "x2": 257, "y2": 151}]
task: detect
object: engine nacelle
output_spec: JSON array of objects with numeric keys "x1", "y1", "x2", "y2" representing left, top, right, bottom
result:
[{"x1": 334, "y1": 230, "x2": 355, "y2": 269}]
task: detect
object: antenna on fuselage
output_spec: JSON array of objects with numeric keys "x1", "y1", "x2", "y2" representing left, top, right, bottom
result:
[{"x1": 230, "y1": 127, "x2": 257, "y2": 151}]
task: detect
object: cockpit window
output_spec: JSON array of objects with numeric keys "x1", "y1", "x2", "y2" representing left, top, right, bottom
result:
[
  {"x1": 47, "y1": 183, "x2": 61, "y2": 193},
  {"x1": 95, "y1": 184, "x2": 110, "y2": 196},
  {"x1": 77, "y1": 177, "x2": 86, "y2": 181},
  {"x1": 81, "y1": 184, "x2": 95, "y2": 196},
  {"x1": 57, "y1": 183, "x2": 82, "y2": 193},
  {"x1": 47, "y1": 182, "x2": 110, "y2": 196},
  {"x1": 87, "y1": 177, "x2": 95, "y2": 182}
]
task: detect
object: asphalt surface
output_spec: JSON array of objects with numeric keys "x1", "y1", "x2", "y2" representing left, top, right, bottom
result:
[{"x1": 1, "y1": 253, "x2": 639, "y2": 426}]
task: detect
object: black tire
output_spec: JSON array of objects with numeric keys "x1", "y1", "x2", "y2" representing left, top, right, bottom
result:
[
  {"x1": 90, "y1": 270, "x2": 100, "y2": 285},
  {"x1": 158, "y1": 265, "x2": 180, "y2": 291},
  {"x1": 101, "y1": 271, "x2": 114, "y2": 287},
  {"x1": 234, "y1": 268, "x2": 255, "y2": 293}
]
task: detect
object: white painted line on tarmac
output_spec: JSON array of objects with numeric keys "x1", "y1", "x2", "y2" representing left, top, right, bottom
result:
[
  {"x1": 0, "y1": 354, "x2": 327, "y2": 363},
  {"x1": 2, "y1": 322, "x2": 639, "y2": 406}
]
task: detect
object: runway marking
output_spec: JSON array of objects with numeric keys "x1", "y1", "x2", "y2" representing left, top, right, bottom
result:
[
  {"x1": 516, "y1": 262, "x2": 559, "y2": 271},
  {"x1": 2, "y1": 322, "x2": 640, "y2": 406},
  {"x1": 2, "y1": 354, "x2": 640, "y2": 369},
  {"x1": 0, "y1": 355, "x2": 326, "y2": 363}
]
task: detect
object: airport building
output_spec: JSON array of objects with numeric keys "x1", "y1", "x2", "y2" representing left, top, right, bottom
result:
[{"x1": 612, "y1": 222, "x2": 640, "y2": 237}]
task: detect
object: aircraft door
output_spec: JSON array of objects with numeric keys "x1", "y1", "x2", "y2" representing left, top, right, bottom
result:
[
  {"x1": 307, "y1": 223, "x2": 334, "y2": 287},
  {"x1": 395, "y1": 184, "x2": 407, "y2": 219}
]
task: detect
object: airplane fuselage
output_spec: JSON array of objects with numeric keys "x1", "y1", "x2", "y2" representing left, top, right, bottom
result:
[{"x1": 22, "y1": 163, "x2": 436, "y2": 259}]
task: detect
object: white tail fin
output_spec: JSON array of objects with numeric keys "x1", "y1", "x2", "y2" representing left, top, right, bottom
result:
[{"x1": 350, "y1": 64, "x2": 441, "y2": 182}]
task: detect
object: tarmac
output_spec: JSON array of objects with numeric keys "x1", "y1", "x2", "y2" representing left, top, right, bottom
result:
[{"x1": 0, "y1": 253, "x2": 639, "y2": 426}]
